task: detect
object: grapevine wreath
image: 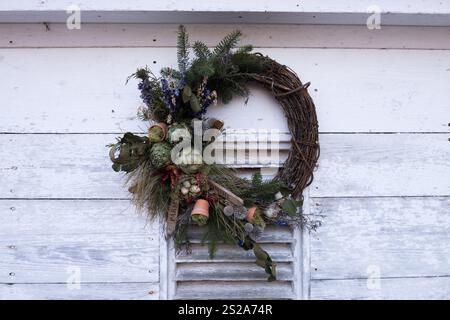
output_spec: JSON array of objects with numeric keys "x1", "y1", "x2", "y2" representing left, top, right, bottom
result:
[{"x1": 109, "y1": 26, "x2": 320, "y2": 281}]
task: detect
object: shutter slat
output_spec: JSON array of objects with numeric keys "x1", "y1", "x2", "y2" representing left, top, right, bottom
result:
[
  {"x1": 176, "y1": 262, "x2": 294, "y2": 281},
  {"x1": 176, "y1": 243, "x2": 293, "y2": 262},
  {"x1": 185, "y1": 225, "x2": 295, "y2": 243},
  {"x1": 175, "y1": 281, "x2": 295, "y2": 300}
]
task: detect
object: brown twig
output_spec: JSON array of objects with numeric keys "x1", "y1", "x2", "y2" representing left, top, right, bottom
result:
[{"x1": 252, "y1": 54, "x2": 320, "y2": 197}]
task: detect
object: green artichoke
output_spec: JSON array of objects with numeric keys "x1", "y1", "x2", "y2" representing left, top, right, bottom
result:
[{"x1": 149, "y1": 142, "x2": 172, "y2": 169}]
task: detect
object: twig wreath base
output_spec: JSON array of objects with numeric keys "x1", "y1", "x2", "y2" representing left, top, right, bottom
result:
[
  {"x1": 252, "y1": 54, "x2": 319, "y2": 198},
  {"x1": 108, "y1": 26, "x2": 320, "y2": 281}
]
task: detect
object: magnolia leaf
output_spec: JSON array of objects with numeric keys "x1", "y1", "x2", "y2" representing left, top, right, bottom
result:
[
  {"x1": 182, "y1": 85, "x2": 192, "y2": 103},
  {"x1": 190, "y1": 95, "x2": 201, "y2": 113},
  {"x1": 282, "y1": 199, "x2": 298, "y2": 216}
]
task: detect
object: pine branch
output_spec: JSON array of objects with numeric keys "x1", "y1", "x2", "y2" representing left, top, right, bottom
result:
[
  {"x1": 235, "y1": 44, "x2": 253, "y2": 55},
  {"x1": 213, "y1": 30, "x2": 242, "y2": 58},
  {"x1": 193, "y1": 41, "x2": 212, "y2": 61},
  {"x1": 177, "y1": 25, "x2": 189, "y2": 74}
]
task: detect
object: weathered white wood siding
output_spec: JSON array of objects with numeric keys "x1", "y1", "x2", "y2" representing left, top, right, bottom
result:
[{"x1": 0, "y1": 23, "x2": 449, "y2": 299}]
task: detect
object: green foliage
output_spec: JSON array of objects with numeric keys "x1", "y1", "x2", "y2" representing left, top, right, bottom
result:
[
  {"x1": 160, "y1": 66, "x2": 183, "y2": 80},
  {"x1": 201, "y1": 202, "x2": 244, "y2": 259},
  {"x1": 181, "y1": 85, "x2": 192, "y2": 103},
  {"x1": 252, "y1": 209, "x2": 266, "y2": 229},
  {"x1": 213, "y1": 30, "x2": 242, "y2": 56},
  {"x1": 281, "y1": 198, "x2": 302, "y2": 216},
  {"x1": 192, "y1": 41, "x2": 212, "y2": 61},
  {"x1": 177, "y1": 25, "x2": 189, "y2": 74},
  {"x1": 127, "y1": 67, "x2": 150, "y2": 83},
  {"x1": 192, "y1": 214, "x2": 208, "y2": 226},
  {"x1": 189, "y1": 94, "x2": 201, "y2": 113},
  {"x1": 127, "y1": 67, "x2": 169, "y2": 122},
  {"x1": 240, "y1": 237, "x2": 277, "y2": 281},
  {"x1": 182, "y1": 28, "x2": 268, "y2": 104},
  {"x1": 109, "y1": 133, "x2": 149, "y2": 173},
  {"x1": 239, "y1": 173, "x2": 289, "y2": 206},
  {"x1": 125, "y1": 160, "x2": 171, "y2": 219},
  {"x1": 149, "y1": 142, "x2": 173, "y2": 169}
]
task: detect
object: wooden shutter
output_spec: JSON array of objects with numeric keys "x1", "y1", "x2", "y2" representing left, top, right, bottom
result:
[
  {"x1": 171, "y1": 225, "x2": 302, "y2": 299},
  {"x1": 160, "y1": 131, "x2": 304, "y2": 299}
]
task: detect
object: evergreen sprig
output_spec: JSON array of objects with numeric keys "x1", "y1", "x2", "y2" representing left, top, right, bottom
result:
[
  {"x1": 193, "y1": 41, "x2": 212, "y2": 61},
  {"x1": 212, "y1": 29, "x2": 242, "y2": 58},
  {"x1": 177, "y1": 25, "x2": 189, "y2": 74}
]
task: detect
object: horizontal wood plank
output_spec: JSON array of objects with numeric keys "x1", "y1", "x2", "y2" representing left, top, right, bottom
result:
[
  {"x1": 1, "y1": 134, "x2": 448, "y2": 198},
  {"x1": 310, "y1": 197, "x2": 450, "y2": 280},
  {"x1": 2, "y1": 1, "x2": 448, "y2": 15},
  {"x1": 0, "y1": 199, "x2": 160, "y2": 284},
  {"x1": 185, "y1": 225, "x2": 294, "y2": 243},
  {"x1": 0, "y1": 233, "x2": 159, "y2": 283},
  {"x1": 175, "y1": 281, "x2": 295, "y2": 300},
  {"x1": 2, "y1": 24, "x2": 450, "y2": 50},
  {"x1": 0, "y1": 199, "x2": 156, "y2": 236},
  {"x1": 1, "y1": 1, "x2": 449, "y2": 25},
  {"x1": 1, "y1": 48, "x2": 449, "y2": 133},
  {"x1": 311, "y1": 276, "x2": 450, "y2": 300},
  {"x1": 176, "y1": 262, "x2": 294, "y2": 281},
  {"x1": 311, "y1": 134, "x2": 450, "y2": 197},
  {"x1": 0, "y1": 282, "x2": 159, "y2": 300},
  {"x1": 176, "y1": 243, "x2": 293, "y2": 263}
]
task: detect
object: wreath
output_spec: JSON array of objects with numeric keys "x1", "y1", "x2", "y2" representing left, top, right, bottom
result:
[{"x1": 108, "y1": 26, "x2": 320, "y2": 281}]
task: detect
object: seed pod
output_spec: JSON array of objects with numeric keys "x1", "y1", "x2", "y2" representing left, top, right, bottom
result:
[
  {"x1": 223, "y1": 206, "x2": 234, "y2": 217},
  {"x1": 244, "y1": 223, "x2": 254, "y2": 233},
  {"x1": 182, "y1": 181, "x2": 191, "y2": 188}
]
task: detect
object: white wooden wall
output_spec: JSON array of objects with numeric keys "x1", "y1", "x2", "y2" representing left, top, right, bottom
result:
[{"x1": 0, "y1": 23, "x2": 449, "y2": 299}]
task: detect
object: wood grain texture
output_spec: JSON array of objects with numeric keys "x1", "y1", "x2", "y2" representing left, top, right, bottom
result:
[
  {"x1": 175, "y1": 262, "x2": 294, "y2": 281},
  {"x1": 310, "y1": 197, "x2": 450, "y2": 280},
  {"x1": 172, "y1": 223, "x2": 301, "y2": 299},
  {"x1": 0, "y1": 133, "x2": 287, "y2": 199},
  {"x1": 1, "y1": 134, "x2": 448, "y2": 198},
  {"x1": 311, "y1": 134, "x2": 450, "y2": 197},
  {"x1": 0, "y1": 283, "x2": 159, "y2": 300},
  {"x1": 311, "y1": 277, "x2": 450, "y2": 300},
  {"x1": 1, "y1": 22, "x2": 449, "y2": 300},
  {"x1": 1, "y1": 233, "x2": 159, "y2": 284},
  {"x1": 3, "y1": 0, "x2": 448, "y2": 15},
  {"x1": 2, "y1": 24, "x2": 449, "y2": 49},
  {"x1": 175, "y1": 281, "x2": 295, "y2": 300},
  {"x1": 0, "y1": 199, "x2": 154, "y2": 235},
  {"x1": 185, "y1": 225, "x2": 294, "y2": 243},
  {"x1": 175, "y1": 243, "x2": 294, "y2": 262},
  {"x1": 1, "y1": 1, "x2": 449, "y2": 25},
  {"x1": 1, "y1": 48, "x2": 449, "y2": 133},
  {"x1": 0, "y1": 200, "x2": 160, "y2": 284}
]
